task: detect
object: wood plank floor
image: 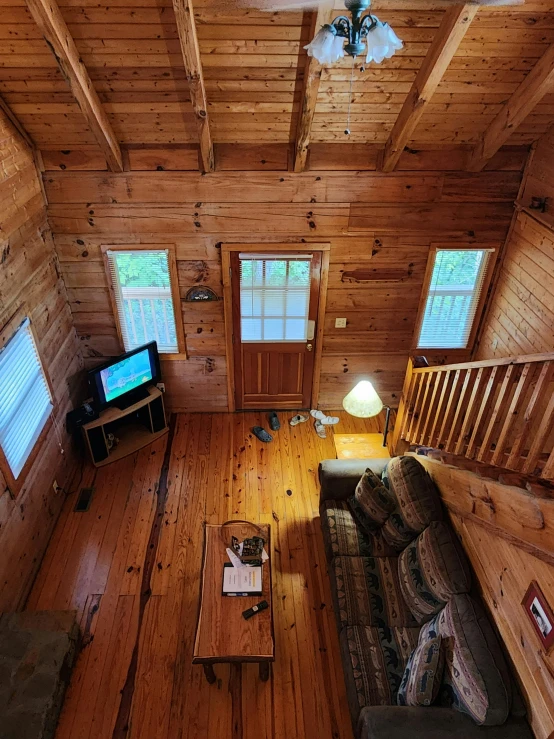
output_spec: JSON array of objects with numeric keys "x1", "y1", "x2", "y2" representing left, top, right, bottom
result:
[{"x1": 26, "y1": 410, "x2": 385, "y2": 739}]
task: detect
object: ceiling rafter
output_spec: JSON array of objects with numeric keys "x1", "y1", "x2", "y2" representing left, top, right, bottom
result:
[
  {"x1": 467, "y1": 43, "x2": 554, "y2": 172},
  {"x1": 381, "y1": 4, "x2": 478, "y2": 173},
  {"x1": 172, "y1": 0, "x2": 215, "y2": 174},
  {"x1": 25, "y1": 0, "x2": 123, "y2": 172},
  {"x1": 293, "y1": 3, "x2": 334, "y2": 174},
  {"x1": 0, "y1": 95, "x2": 35, "y2": 153}
]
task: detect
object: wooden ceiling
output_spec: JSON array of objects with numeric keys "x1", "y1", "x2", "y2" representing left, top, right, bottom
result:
[{"x1": 1, "y1": 0, "x2": 554, "y2": 172}]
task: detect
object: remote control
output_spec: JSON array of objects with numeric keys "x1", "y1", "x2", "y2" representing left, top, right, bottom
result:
[{"x1": 242, "y1": 600, "x2": 268, "y2": 620}]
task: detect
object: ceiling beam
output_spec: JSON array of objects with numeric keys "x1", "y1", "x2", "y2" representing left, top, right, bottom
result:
[
  {"x1": 381, "y1": 4, "x2": 478, "y2": 173},
  {"x1": 172, "y1": 0, "x2": 214, "y2": 174},
  {"x1": 0, "y1": 95, "x2": 35, "y2": 152},
  {"x1": 293, "y1": 3, "x2": 334, "y2": 174},
  {"x1": 25, "y1": 0, "x2": 123, "y2": 172},
  {"x1": 467, "y1": 43, "x2": 554, "y2": 172}
]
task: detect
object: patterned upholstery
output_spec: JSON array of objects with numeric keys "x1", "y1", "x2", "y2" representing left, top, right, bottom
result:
[
  {"x1": 419, "y1": 594, "x2": 512, "y2": 726},
  {"x1": 331, "y1": 556, "x2": 417, "y2": 629},
  {"x1": 340, "y1": 624, "x2": 419, "y2": 722},
  {"x1": 398, "y1": 521, "x2": 472, "y2": 623},
  {"x1": 382, "y1": 457, "x2": 444, "y2": 551},
  {"x1": 397, "y1": 635, "x2": 445, "y2": 707},
  {"x1": 320, "y1": 500, "x2": 396, "y2": 561},
  {"x1": 349, "y1": 468, "x2": 397, "y2": 536}
]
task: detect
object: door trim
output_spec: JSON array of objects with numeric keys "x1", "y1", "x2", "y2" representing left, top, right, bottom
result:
[{"x1": 221, "y1": 243, "x2": 330, "y2": 412}]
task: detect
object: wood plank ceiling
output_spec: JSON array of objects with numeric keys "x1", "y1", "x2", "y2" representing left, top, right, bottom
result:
[{"x1": 1, "y1": 0, "x2": 554, "y2": 170}]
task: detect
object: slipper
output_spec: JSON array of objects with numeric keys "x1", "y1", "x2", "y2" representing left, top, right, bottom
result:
[
  {"x1": 268, "y1": 412, "x2": 280, "y2": 431},
  {"x1": 289, "y1": 414, "x2": 309, "y2": 426},
  {"x1": 314, "y1": 420, "x2": 327, "y2": 439},
  {"x1": 310, "y1": 409, "x2": 340, "y2": 425},
  {"x1": 252, "y1": 426, "x2": 273, "y2": 443}
]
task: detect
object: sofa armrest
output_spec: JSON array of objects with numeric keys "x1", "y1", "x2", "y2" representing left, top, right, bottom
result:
[
  {"x1": 318, "y1": 459, "x2": 389, "y2": 502},
  {"x1": 358, "y1": 707, "x2": 532, "y2": 739}
]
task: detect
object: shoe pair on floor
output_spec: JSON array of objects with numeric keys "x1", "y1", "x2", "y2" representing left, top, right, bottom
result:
[{"x1": 252, "y1": 410, "x2": 338, "y2": 443}]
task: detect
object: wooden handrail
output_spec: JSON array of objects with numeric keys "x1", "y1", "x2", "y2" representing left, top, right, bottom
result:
[{"x1": 393, "y1": 352, "x2": 554, "y2": 481}]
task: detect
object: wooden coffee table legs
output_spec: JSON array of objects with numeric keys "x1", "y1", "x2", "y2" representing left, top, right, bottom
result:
[
  {"x1": 201, "y1": 660, "x2": 271, "y2": 684},
  {"x1": 203, "y1": 664, "x2": 217, "y2": 684}
]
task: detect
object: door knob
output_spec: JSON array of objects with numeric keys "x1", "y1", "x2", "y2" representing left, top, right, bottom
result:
[{"x1": 306, "y1": 343, "x2": 313, "y2": 351}]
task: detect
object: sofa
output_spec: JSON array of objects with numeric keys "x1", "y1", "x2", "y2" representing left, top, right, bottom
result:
[{"x1": 318, "y1": 455, "x2": 532, "y2": 739}]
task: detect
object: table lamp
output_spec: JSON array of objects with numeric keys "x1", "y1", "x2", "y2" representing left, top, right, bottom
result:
[{"x1": 342, "y1": 380, "x2": 391, "y2": 447}]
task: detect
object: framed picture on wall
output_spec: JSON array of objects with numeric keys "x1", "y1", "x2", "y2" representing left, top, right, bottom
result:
[{"x1": 522, "y1": 581, "x2": 554, "y2": 651}]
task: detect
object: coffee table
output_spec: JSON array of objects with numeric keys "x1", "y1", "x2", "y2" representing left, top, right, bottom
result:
[
  {"x1": 334, "y1": 432, "x2": 391, "y2": 460},
  {"x1": 193, "y1": 522, "x2": 274, "y2": 684}
]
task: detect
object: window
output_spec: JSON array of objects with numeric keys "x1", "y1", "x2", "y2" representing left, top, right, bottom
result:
[
  {"x1": 0, "y1": 317, "x2": 53, "y2": 483},
  {"x1": 417, "y1": 248, "x2": 493, "y2": 349},
  {"x1": 105, "y1": 248, "x2": 184, "y2": 354},
  {"x1": 239, "y1": 254, "x2": 312, "y2": 342}
]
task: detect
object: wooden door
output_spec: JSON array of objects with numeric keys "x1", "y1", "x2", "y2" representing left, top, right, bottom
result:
[{"x1": 231, "y1": 251, "x2": 322, "y2": 410}]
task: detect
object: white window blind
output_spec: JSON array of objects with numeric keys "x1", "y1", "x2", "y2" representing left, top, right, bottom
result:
[
  {"x1": 107, "y1": 250, "x2": 179, "y2": 353},
  {"x1": 239, "y1": 254, "x2": 312, "y2": 342},
  {"x1": 418, "y1": 249, "x2": 492, "y2": 349},
  {"x1": 0, "y1": 319, "x2": 53, "y2": 480}
]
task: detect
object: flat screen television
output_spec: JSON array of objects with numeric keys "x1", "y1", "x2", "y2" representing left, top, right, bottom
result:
[{"x1": 89, "y1": 341, "x2": 162, "y2": 411}]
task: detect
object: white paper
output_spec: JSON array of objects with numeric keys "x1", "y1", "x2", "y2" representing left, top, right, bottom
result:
[{"x1": 222, "y1": 565, "x2": 262, "y2": 594}]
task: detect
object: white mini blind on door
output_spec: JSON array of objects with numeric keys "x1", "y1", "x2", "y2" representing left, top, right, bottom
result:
[
  {"x1": 107, "y1": 250, "x2": 179, "y2": 353},
  {"x1": 239, "y1": 254, "x2": 312, "y2": 342},
  {"x1": 0, "y1": 319, "x2": 53, "y2": 480},
  {"x1": 418, "y1": 249, "x2": 492, "y2": 349}
]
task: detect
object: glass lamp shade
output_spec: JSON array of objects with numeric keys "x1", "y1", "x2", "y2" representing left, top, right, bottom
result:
[
  {"x1": 304, "y1": 24, "x2": 345, "y2": 65},
  {"x1": 365, "y1": 19, "x2": 403, "y2": 64},
  {"x1": 342, "y1": 380, "x2": 384, "y2": 418}
]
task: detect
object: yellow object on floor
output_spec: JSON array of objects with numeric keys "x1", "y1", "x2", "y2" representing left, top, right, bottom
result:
[{"x1": 333, "y1": 433, "x2": 391, "y2": 460}]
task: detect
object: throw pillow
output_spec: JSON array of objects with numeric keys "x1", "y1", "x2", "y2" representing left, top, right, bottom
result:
[
  {"x1": 348, "y1": 468, "x2": 396, "y2": 536},
  {"x1": 398, "y1": 521, "x2": 472, "y2": 623},
  {"x1": 397, "y1": 635, "x2": 444, "y2": 707}
]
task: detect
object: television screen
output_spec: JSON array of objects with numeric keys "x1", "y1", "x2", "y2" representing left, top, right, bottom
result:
[{"x1": 100, "y1": 348, "x2": 153, "y2": 403}]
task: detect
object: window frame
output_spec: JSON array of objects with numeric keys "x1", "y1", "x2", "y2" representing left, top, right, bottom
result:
[
  {"x1": 101, "y1": 244, "x2": 186, "y2": 358},
  {"x1": 0, "y1": 307, "x2": 55, "y2": 498},
  {"x1": 414, "y1": 244, "x2": 497, "y2": 352}
]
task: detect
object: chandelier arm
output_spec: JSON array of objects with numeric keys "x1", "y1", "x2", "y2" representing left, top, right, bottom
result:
[
  {"x1": 359, "y1": 13, "x2": 378, "y2": 38},
  {"x1": 331, "y1": 15, "x2": 351, "y2": 39}
]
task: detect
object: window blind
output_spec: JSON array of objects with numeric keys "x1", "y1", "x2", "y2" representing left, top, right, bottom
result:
[
  {"x1": 0, "y1": 319, "x2": 53, "y2": 480},
  {"x1": 107, "y1": 250, "x2": 178, "y2": 353},
  {"x1": 418, "y1": 249, "x2": 492, "y2": 349},
  {"x1": 239, "y1": 255, "x2": 312, "y2": 342}
]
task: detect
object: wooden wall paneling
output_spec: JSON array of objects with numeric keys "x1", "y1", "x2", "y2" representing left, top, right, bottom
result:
[
  {"x1": 172, "y1": 0, "x2": 214, "y2": 173},
  {"x1": 24, "y1": 0, "x2": 123, "y2": 171},
  {"x1": 381, "y1": 4, "x2": 478, "y2": 173}
]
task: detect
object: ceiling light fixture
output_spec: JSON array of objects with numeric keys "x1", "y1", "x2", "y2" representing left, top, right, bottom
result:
[{"x1": 304, "y1": 0, "x2": 403, "y2": 65}]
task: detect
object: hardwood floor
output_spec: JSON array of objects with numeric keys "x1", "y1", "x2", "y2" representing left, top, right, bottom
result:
[{"x1": 26, "y1": 410, "x2": 385, "y2": 739}]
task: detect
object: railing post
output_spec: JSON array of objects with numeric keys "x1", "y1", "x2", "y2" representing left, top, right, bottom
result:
[{"x1": 390, "y1": 357, "x2": 415, "y2": 456}]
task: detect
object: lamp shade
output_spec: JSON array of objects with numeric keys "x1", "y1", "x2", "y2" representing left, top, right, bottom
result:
[
  {"x1": 342, "y1": 380, "x2": 383, "y2": 418},
  {"x1": 304, "y1": 24, "x2": 345, "y2": 65},
  {"x1": 365, "y1": 19, "x2": 403, "y2": 64}
]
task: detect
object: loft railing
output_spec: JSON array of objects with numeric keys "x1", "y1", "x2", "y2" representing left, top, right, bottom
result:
[
  {"x1": 391, "y1": 352, "x2": 554, "y2": 480},
  {"x1": 122, "y1": 287, "x2": 174, "y2": 348}
]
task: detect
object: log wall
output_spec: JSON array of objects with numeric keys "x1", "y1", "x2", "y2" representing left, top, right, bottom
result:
[
  {"x1": 0, "y1": 110, "x2": 83, "y2": 610},
  {"x1": 44, "y1": 146, "x2": 523, "y2": 412}
]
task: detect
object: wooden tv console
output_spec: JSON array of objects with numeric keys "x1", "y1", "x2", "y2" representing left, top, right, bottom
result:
[{"x1": 82, "y1": 386, "x2": 168, "y2": 467}]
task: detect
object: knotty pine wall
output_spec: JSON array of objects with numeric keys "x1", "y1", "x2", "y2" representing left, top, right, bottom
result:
[
  {"x1": 43, "y1": 146, "x2": 525, "y2": 412},
  {"x1": 0, "y1": 111, "x2": 83, "y2": 610}
]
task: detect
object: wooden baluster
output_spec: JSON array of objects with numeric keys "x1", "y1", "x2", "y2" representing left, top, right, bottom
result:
[
  {"x1": 455, "y1": 366, "x2": 485, "y2": 456},
  {"x1": 507, "y1": 361, "x2": 553, "y2": 470},
  {"x1": 445, "y1": 368, "x2": 473, "y2": 452},
  {"x1": 491, "y1": 362, "x2": 532, "y2": 468},
  {"x1": 477, "y1": 364, "x2": 515, "y2": 463},
  {"x1": 522, "y1": 390, "x2": 554, "y2": 475},
  {"x1": 428, "y1": 370, "x2": 451, "y2": 449},
  {"x1": 436, "y1": 369, "x2": 461, "y2": 449},
  {"x1": 412, "y1": 373, "x2": 432, "y2": 444},
  {"x1": 541, "y1": 448, "x2": 554, "y2": 480},
  {"x1": 405, "y1": 373, "x2": 425, "y2": 442},
  {"x1": 418, "y1": 371, "x2": 445, "y2": 447},
  {"x1": 396, "y1": 368, "x2": 417, "y2": 445},
  {"x1": 466, "y1": 366, "x2": 499, "y2": 459}
]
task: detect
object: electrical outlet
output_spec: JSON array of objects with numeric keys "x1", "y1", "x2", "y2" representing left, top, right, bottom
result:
[
  {"x1": 52, "y1": 480, "x2": 59, "y2": 494},
  {"x1": 335, "y1": 318, "x2": 347, "y2": 328},
  {"x1": 157, "y1": 382, "x2": 166, "y2": 393}
]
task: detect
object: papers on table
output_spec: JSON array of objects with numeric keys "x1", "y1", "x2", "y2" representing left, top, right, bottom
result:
[{"x1": 222, "y1": 563, "x2": 263, "y2": 596}]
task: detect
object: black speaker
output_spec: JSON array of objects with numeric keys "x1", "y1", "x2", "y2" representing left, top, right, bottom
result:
[
  {"x1": 87, "y1": 426, "x2": 108, "y2": 464},
  {"x1": 149, "y1": 396, "x2": 166, "y2": 433}
]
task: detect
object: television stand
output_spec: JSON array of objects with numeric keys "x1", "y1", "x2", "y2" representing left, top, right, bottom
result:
[
  {"x1": 82, "y1": 386, "x2": 168, "y2": 467},
  {"x1": 114, "y1": 385, "x2": 150, "y2": 410}
]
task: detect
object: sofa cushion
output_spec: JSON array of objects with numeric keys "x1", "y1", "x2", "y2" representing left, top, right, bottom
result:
[
  {"x1": 397, "y1": 635, "x2": 444, "y2": 707},
  {"x1": 381, "y1": 457, "x2": 444, "y2": 551},
  {"x1": 331, "y1": 556, "x2": 417, "y2": 629},
  {"x1": 320, "y1": 500, "x2": 396, "y2": 561},
  {"x1": 398, "y1": 521, "x2": 472, "y2": 623},
  {"x1": 349, "y1": 469, "x2": 397, "y2": 536},
  {"x1": 419, "y1": 594, "x2": 512, "y2": 726},
  {"x1": 340, "y1": 624, "x2": 419, "y2": 722}
]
